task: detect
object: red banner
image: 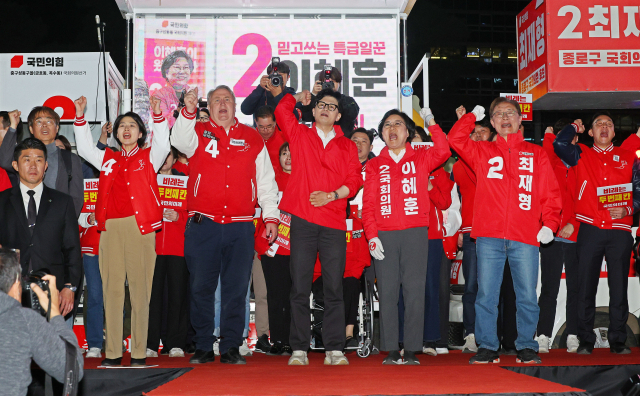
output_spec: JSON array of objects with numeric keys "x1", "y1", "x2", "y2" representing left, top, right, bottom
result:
[
  {"x1": 83, "y1": 179, "x2": 99, "y2": 212},
  {"x1": 157, "y1": 175, "x2": 188, "y2": 210},
  {"x1": 274, "y1": 211, "x2": 292, "y2": 251},
  {"x1": 517, "y1": 0, "x2": 548, "y2": 101}
]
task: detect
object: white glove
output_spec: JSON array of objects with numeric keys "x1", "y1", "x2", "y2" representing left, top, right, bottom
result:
[
  {"x1": 536, "y1": 226, "x2": 554, "y2": 244},
  {"x1": 420, "y1": 107, "x2": 434, "y2": 124},
  {"x1": 471, "y1": 105, "x2": 485, "y2": 121},
  {"x1": 369, "y1": 237, "x2": 385, "y2": 261}
]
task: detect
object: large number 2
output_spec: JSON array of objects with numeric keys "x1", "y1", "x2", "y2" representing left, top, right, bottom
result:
[
  {"x1": 205, "y1": 139, "x2": 219, "y2": 158},
  {"x1": 558, "y1": 6, "x2": 582, "y2": 39},
  {"x1": 101, "y1": 158, "x2": 117, "y2": 176},
  {"x1": 487, "y1": 156, "x2": 504, "y2": 179},
  {"x1": 232, "y1": 33, "x2": 272, "y2": 97}
]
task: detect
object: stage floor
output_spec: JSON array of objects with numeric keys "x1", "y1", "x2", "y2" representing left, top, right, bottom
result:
[{"x1": 80, "y1": 348, "x2": 640, "y2": 396}]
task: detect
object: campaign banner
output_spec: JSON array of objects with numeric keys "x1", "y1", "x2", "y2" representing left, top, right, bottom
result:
[
  {"x1": 597, "y1": 183, "x2": 632, "y2": 210},
  {"x1": 274, "y1": 211, "x2": 292, "y2": 251},
  {"x1": 517, "y1": 0, "x2": 548, "y2": 101},
  {"x1": 500, "y1": 93, "x2": 533, "y2": 121},
  {"x1": 83, "y1": 179, "x2": 99, "y2": 212},
  {"x1": 157, "y1": 174, "x2": 188, "y2": 211}
]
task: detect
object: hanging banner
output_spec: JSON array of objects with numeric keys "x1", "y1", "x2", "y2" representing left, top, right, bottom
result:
[
  {"x1": 83, "y1": 179, "x2": 99, "y2": 212},
  {"x1": 157, "y1": 174, "x2": 189, "y2": 210}
]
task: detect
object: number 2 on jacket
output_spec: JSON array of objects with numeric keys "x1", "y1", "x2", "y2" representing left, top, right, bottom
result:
[
  {"x1": 487, "y1": 156, "x2": 504, "y2": 179},
  {"x1": 205, "y1": 139, "x2": 219, "y2": 158}
]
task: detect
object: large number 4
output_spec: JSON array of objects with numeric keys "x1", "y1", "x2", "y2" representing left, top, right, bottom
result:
[
  {"x1": 205, "y1": 139, "x2": 219, "y2": 158},
  {"x1": 487, "y1": 156, "x2": 504, "y2": 179},
  {"x1": 101, "y1": 158, "x2": 117, "y2": 176}
]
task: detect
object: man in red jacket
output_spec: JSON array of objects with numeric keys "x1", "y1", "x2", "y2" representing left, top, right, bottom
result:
[
  {"x1": 448, "y1": 97, "x2": 562, "y2": 365},
  {"x1": 554, "y1": 112, "x2": 640, "y2": 355},
  {"x1": 275, "y1": 89, "x2": 362, "y2": 366}
]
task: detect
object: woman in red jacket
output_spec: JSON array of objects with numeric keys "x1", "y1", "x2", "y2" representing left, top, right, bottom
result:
[
  {"x1": 362, "y1": 109, "x2": 450, "y2": 365},
  {"x1": 73, "y1": 95, "x2": 170, "y2": 367}
]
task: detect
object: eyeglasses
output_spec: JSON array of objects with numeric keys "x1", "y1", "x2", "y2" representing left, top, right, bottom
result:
[
  {"x1": 593, "y1": 120, "x2": 614, "y2": 128},
  {"x1": 257, "y1": 125, "x2": 275, "y2": 132},
  {"x1": 316, "y1": 101, "x2": 338, "y2": 112},
  {"x1": 198, "y1": 116, "x2": 209, "y2": 121},
  {"x1": 169, "y1": 65, "x2": 191, "y2": 73},
  {"x1": 382, "y1": 121, "x2": 406, "y2": 130},
  {"x1": 34, "y1": 119, "x2": 54, "y2": 126},
  {"x1": 211, "y1": 97, "x2": 233, "y2": 105},
  {"x1": 491, "y1": 110, "x2": 519, "y2": 119}
]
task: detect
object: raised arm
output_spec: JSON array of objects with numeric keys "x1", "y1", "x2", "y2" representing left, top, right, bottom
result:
[
  {"x1": 73, "y1": 97, "x2": 105, "y2": 170},
  {"x1": 240, "y1": 80, "x2": 267, "y2": 116},
  {"x1": 170, "y1": 87, "x2": 199, "y2": 158},
  {"x1": 429, "y1": 168, "x2": 454, "y2": 211},
  {"x1": 149, "y1": 96, "x2": 171, "y2": 172},
  {"x1": 361, "y1": 161, "x2": 379, "y2": 240},
  {"x1": 553, "y1": 121, "x2": 584, "y2": 167},
  {"x1": 0, "y1": 110, "x2": 20, "y2": 171},
  {"x1": 274, "y1": 92, "x2": 311, "y2": 143},
  {"x1": 447, "y1": 107, "x2": 484, "y2": 169},
  {"x1": 255, "y1": 145, "x2": 280, "y2": 224},
  {"x1": 621, "y1": 127, "x2": 640, "y2": 153}
]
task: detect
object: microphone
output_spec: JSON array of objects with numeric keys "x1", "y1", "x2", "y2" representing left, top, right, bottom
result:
[{"x1": 95, "y1": 15, "x2": 102, "y2": 46}]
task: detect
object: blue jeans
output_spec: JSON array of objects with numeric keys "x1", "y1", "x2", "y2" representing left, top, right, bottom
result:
[
  {"x1": 214, "y1": 274, "x2": 251, "y2": 339},
  {"x1": 475, "y1": 237, "x2": 539, "y2": 352},
  {"x1": 461, "y1": 233, "x2": 478, "y2": 336},
  {"x1": 83, "y1": 254, "x2": 104, "y2": 348}
]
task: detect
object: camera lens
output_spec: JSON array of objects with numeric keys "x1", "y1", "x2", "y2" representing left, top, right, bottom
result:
[{"x1": 271, "y1": 75, "x2": 281, "y2": 87}]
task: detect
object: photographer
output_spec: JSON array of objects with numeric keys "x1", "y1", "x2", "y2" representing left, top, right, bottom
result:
[
  {"x1": 240, "y1": 59, "x2": 299, "y2": 123},
  {"x1": 299, "y1": 67, "x2": 360, "y2": 135},
  {"x1": 0, "y1": 249, "x2": 84, "y2": 396}
]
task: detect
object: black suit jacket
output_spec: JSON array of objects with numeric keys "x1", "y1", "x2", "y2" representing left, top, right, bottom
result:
[{"x1": 0, "y1": 184, "x2": 82, "y2": 291}]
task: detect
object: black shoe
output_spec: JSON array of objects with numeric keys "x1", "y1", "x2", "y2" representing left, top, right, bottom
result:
[
  {"x1": 160, "y1": 347, "x2": 169, "y2": 355},
  {"x1": 404, "y1": 350, "x2": 420, "y2": 365},
  {"x1": 185, "y1": 342, "x2": 197, "y2": 355},
  {"x1": 189, "y1": 349, "x2": 215, "y2": 364},
  {"x1": 382, "y1": 350, "x2": 403, "y2": 365},
  {"x1": 499, "y1": 347, "x2": 518, "y2": 355},
  {"x1": 254, "y1": 334, "x2": 271, "y2": 354},
  {"x1": 610, "y1": 342, "x2": 631, "y2": 354},
  {"x1": 516, "y1": 348, "x2": 541, "y2": 364},
  {"x1": 577, "y1": 341, "x2": 595, "y2": 355},
  {"x1": 281, "y1": 344, "x2": 293, "y2": 356},
  {"x1": 345, "y1": 337, "x2": 359, "y2": 350},
  {"x1": 101, "y1": 357, "x2": 122, "y2": 366},
  {"x1": 220, "y1": 347, "x2": 246, "y2": 364},
  {"x1": 267, "y1": 342, "x2": 285, "y2": 356},
  {"x1": 130, "y1": 358, "x2": 147, "y2": 367},
  {"x1": 469, "y1": 348, "x2": 500, "y2": 364}
]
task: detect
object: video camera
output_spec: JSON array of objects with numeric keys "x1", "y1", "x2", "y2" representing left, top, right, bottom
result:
[
  {"x1": 22, "y1": 269, "x2": 51, "y2": 318},
  {"x1": 269, "y1": 57, "x2": 283, "y2": 87},
  {"x1": 322, "y1": 65, "x2": 334, "y2": 91}
]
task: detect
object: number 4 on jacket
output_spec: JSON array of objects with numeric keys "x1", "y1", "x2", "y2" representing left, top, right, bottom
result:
[{"x1": 205, "y1": 139, "x2": 219, "y2": 158}]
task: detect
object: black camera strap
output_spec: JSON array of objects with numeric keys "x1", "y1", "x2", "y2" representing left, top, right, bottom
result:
[{"x1": 61, "y1": 337, "x2": 79, "y2": 396}]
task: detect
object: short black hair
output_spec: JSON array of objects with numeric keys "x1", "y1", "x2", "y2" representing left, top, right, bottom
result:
[
  {"x1": 0, "y1": 249, "x2": 21, "y2": 294},
  {"x1": 0, "y1": 111, "x2": 10, "y2": 130},
  {"x1": 591, "y1": 110, "x2": 613, "y2": 126},
  {"x1": 27, "y1": 106, "x2": 60, "y2": 128},
  {"x1": 378, "y1": 109, "x2": 416, "y2": 143},
  {"x1": 267, "y1": 61, "x2": 291, "y2": 75},
  {"x1": 316, "y1": 89, "x2": 343, "y2": 115},
  {"x1": 198, "y1": 108, "x2": 210, "y2": 117},
  {"x1": 14, "y1": 137, "x2": 47, "y2": 162},
  {"x1": 113, "y1": 112, "x2": 148, "y2": 148},
  {"x1": 314, "y1": 67, "x2": 342, "y2": 83},
  {"x1": 279, "y1": 142, "x2": 290, "y2": 157},
  {"x1": 161, "y1": 50, "x2": 194, "y2": 81},
  {"x1": 475, "y1": 118, "x2": 491, "y2": 130},
  {"x1": 170, "y1": 146, "x2": 179, "y2": 159},
  {"x1": 553, "y1": 118, "x2": 574, "y2": 135},
  {"x1": 56, "y1": 135, "x2": 72, "y2": 151},
  {"x1": 255, "y1": 105, "x2": 276, "y2": 122},
  {"x1": 350, "y1": 127, "x2": 374, "y2": 145},
  {"x1": 414, "y1": 126, "x2": 431, "y2": 143}
]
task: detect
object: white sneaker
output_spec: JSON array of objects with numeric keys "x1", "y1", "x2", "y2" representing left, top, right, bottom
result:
[
  {"x1": 86, "y1": 347, "x2": 102, "y2": 358},
  {"x1": 168, "y1": 348, "x2": 185, "y2": 358},
  {"x1": 463, "y1": 334, "x2": 478, "y2": 353},
  {"x1": 436, "y1": 347, "x2": 449, "y2": 354},
  {"x1": 146, "y1": 348, "x2": 158, "y2": 358},
  {"x1": 566, "y1": 334, "x2": 579, "y2": 353},
  {"x1": 324, "y1": 350, "x2": 349, "y2": 365},
  {"x1": 213, "y1": 340, "x2": 220, "y2": 356},
  {"x1": 288, "y1": 350, "x2": 309, "y2": 365},
  {"x1": 422, "y1": 346, "x2": 437, "y2": 356},
  {"x1": 536, "y1": 335, "x2": 550, "y2": 353},
  {"x1": 239, "y1": 339, "x2": 253, "y2": 356}
]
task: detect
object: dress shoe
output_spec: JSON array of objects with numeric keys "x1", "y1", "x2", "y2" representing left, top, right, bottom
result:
[
  {"x1": 577, "y1": 341, "x2": 594, "y2": 355},
  {"x1": 185, "y1": 342, "x2": 197, "y2": 355},
  {"x1": 101, "y1": 357, "x2": 122, "y2": 366},
  {"x1": 130, "y1": 358, "x2": 147, "y2": 367},
  {"x1": 220, "y1": 347, "x2": 246, "y2": 364},
  {"x1": 610, "y1": 342, "x2": 631, "y2": 354},
  {"x1": 254, "y1": 334, "x2": 271, "y2": 354},
  {"x1": 189, "y1": 349, "x2": 215, "y2": 364}
]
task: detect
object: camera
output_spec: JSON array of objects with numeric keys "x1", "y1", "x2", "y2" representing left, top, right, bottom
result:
[
  {"x1": 173, "y1": 90, "x2": 186, "y2": 119},
  {"x1": 22, "y1": 269, "x2": 50, "y2": 317},
  {"x1": 322, "y1": 65, "x2": 334, "y2": 91},
  {"x1": 269, "y1": 57, "x2": 282, "y2": 87}
]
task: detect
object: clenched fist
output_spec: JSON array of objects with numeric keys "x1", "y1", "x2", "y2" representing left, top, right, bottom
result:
[
  {"x1": 150, "y1": 96, "x2": 162, "y2": 115},
  {"x1": 184, "y1": 87, "x2": 198, "y2": 113},
  {"x1": 74, "y1": 96, "x2": 87, "y2": 118}
]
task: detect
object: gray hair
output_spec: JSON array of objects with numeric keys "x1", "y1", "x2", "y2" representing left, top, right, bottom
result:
[
  {"x1": 207, "y1": 85, "x2": 236, "y2": 104},
  {"x1": 0, "y1": 249, "x2": 21, "y2": 294}
]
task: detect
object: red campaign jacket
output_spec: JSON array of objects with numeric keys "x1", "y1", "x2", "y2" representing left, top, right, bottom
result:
[
  {"x1": 452, "y1": 160, "x2": 476, "y2": 234},
  {"x1": 362, "y1": 125, "x2": 451, "y2": 239},
  {"x1": 428, "y1": 167, "x2": 454, "y2": 240},
  {"x1": 264, "y1": 129, "x2": 287, "y2": 174},
  {"x1": 255, "y1": 170, "x2": 291, "y2": 256},
  {"x1": 95, "y1": 146, "x2": 163, "y2": 235},
  {"x1": 275, "y1": 94, "x2": 362, "y2": 231},
  {"x1": 0, "y1": 168, "x2": 11, "y2": 192},
  {"x1": 542, "y1": 133, "x2": 580, "y2": 242},
  {"x1": 448, "y1": 113, "x2": 562, "y2": 246},
  {"x1": 172, "y1": 161, "x2": 189, "y2": 176},
  {"x1": 79, "y1": 225, "x2": 100, "y2": 255}
]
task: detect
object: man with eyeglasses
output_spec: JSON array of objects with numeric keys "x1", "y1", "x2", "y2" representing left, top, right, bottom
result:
[
  {"x1": 254, "y1": 106, "x2": 286, "y2": 173},
  {"x1": 275, "y1": 88, "x2": 362, "y2": 366},
  {"x1": 0, "y1": 107, "x2": 84, "y2": 218},
  {"x1": 241, "y1": 61, "x2": 298, "y2": 123},
  {"x1": 171, "y1": 85, "x2": 280, "y2": 365},
  {"x1": 449, "y1": 97, "x2": 562, "y2": 365},
  {"x1": 197, "y1": 108, "x2": 209, "y2": 123},
  {"x1": 554, "y1": 111, "x2": 640, "y2": 355}
]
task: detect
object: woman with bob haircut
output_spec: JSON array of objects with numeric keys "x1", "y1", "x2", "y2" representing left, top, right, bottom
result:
[
  {"x1": 73, "y1": 95, "x2": 170, "y2": 367},
  {"x1": 155, "y1": 50, "x2": 195, "y2": 128},
  {"x1": 362, "y1": 108, "x2": 450, "y2": 365}
]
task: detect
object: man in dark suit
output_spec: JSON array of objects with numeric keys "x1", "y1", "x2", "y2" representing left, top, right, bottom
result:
[{"x1": 0, "y1": 138, "x2": 82, "y2": 320}]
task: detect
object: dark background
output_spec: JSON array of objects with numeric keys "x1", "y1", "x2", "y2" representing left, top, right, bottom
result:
[{"x1": 3, "y1": 0, "x2": 639, "y2": 144}]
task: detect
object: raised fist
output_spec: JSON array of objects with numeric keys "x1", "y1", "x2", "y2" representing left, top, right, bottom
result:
[
  {"x1": 74, "y1": 96, "x2": 87, "y2": 118},
  {"x1": 294, "y1": 90, "x2": 312, "y2": 106},
  {"x1": 455, "y1": 105, "x2": 466, "y2": 120},
  {"x1": 573, "y1": 119, "x2": 585, "y2": 134},
  {"x1": 184, "y1": 87, "x2": 198, "y2": 113},
  {"x1": 150, "y1": 96, "x2": 161, "y2": 114},
  {"x1": 101, "y1": 122, "x2": 112, "y2": 137},
  {"x1": 471, "y1": 105, "x2": 485, "y2": 122},
  {"x1": 8, "y1": 110, "x2": 21, "y2": 129}
]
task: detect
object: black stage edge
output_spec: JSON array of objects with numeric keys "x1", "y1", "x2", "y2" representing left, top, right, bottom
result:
[
  {"x1": 505, "y1": 364, "x2": 640, "y2": 396},
  {"x1": 28, "y1": 367, "x2": 192, "y2": 396}
]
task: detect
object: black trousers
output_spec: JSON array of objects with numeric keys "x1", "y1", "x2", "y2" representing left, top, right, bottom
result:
[
  {"x1": 538, "y1": 240, "x2": 579, "y2": 337},
  {"x1": 497, "y1": 261, "x2": 518, "y2": 350},
  {"x1": 147, "y1": 255, "x2": 189, "y2": 351},
  {"x1": 577, "y1": 223, "x2": 632, "y2": 344},
  {"x1": 261, "y1": 254, "x2": 292, "y2": 344},
  {"x1": 290, "y1": 215, "x2": 346, "y2": 352},
  {"x1": 438, "y1": 254, "x2": 452, "y2": 348},
  {"x1": 313, "y1": 276, "x2": 361, "y2": 328}
]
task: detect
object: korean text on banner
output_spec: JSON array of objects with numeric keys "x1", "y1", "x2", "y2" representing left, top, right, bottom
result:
[
  {"x1": 500, "y1": 93, "x2": 533, "y2": 121},
  {"x1": 517, "y1": 0, "x2": 547, "y2": 101},
  {"x1": 597, "y1": 183, "x2": 632, "y2": 210},
  {"x1": 275, "y1": 211, "x2": 292, "y2": 251},
  {"x1": 83, "y1": 179, "x2": 99, "y2": 212},
  {"x1": 157, "y1": 174, "x2": 188, "y2": 210}
]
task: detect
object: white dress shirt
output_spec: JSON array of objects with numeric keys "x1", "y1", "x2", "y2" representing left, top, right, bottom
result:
[
  {"x1": 389, "y1": 148, "x2": 406, "y2": 163},
  {"x1": 19, "y1": 181, "x2": 44, "y2": 215},
  {"x1": 316, "y1": 126, "x2": 336, "y2": 148}
]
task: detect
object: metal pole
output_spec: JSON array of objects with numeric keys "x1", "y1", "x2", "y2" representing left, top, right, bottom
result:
[
  {"x1": 101, "y1": 22, "x2": 111, "y2": 126},
  {"x1": 125, "y1": 14, "x2": 131, "y2": 89},
  {"x1": 401, "y1": 13, "x2": 408, "y2": 82}
]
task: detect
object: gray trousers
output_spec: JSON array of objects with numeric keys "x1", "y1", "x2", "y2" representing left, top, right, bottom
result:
[
  {"x1": 252, "y1": 255, "x2": 269, "y2": 337},
  {"x1": 375, "y1": 227, "x2": 429, "y2": 352}
]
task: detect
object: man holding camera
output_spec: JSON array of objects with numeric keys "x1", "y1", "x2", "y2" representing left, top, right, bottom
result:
[
  {"x1": 0, "y1": 138, "x2": 83, "y2": 324},
  {"x1": 0, "y1": 249, "x2": 83, "y2": 396},
  {"x1": 241, "y1": 58, "x2": 298, "y2": 122}
]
